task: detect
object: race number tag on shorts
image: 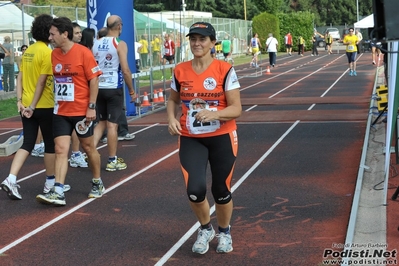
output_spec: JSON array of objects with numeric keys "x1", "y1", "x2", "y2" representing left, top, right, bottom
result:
[
  {"x1": 186, "y1": 108, "x2": 220, "y2": 135},
  {"x1": 348, "y1": 45, "x2": 355, "y2": 51},
  {"x1": 54, "y1": 76, "x2": 75, "y2": 101}
]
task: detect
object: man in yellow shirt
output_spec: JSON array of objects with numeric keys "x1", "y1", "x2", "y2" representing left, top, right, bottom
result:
[
  {"x1": 138, "y1": 34, "x2": 149, "y2": 69},
  {"x1": 151, "y1": 34, "x2": 161, "y2": 66},
  {"x1": 343, "y1": 27, "x2": 359, "y2": 76}
]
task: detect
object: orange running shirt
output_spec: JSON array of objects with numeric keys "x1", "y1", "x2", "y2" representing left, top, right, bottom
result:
[
  {"x1": 51, "y1": 44, "x2": 102, "y2": 116},
  {"x1": 171, "y1": 60, "x2": 240, "y2": 137}
]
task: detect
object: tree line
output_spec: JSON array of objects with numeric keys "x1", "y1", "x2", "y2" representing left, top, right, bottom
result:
[{"x1": 31, "y1": 0, "x2": 373, "y2": 26}]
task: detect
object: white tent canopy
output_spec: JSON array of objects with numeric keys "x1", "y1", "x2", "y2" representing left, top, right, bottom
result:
[
  {"x1": 143, "y1": 13, "x2": 189, "y2": 34},
  {"x1": 354, "y1": 14, "x2": 374, "y2": 29},
  {"x1": 0, "y1": 1, "x2": 34, "y2": 33}
]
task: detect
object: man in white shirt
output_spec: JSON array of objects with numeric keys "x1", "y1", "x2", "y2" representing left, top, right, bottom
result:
[{"x1": 265, "y1": 33, "x2": 278, "y2": 67}]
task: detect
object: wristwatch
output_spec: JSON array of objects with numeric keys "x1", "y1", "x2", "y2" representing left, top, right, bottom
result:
[{"x1": 88, "y1": 103, "x2": 96, "y2": 109}]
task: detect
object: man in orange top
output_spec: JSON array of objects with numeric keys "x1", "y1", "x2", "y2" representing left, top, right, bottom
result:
[
  {"x1": 285, "y1": 32, "x2": 293, "y2": 55},
  {"x1": 36, "y1": 17, "x2": 104, "y2": 206}
]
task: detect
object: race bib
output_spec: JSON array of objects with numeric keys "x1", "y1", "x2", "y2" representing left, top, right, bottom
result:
[
  {"x1": 348, "y1": 45, "x2": 355, "y2": 51},
  {"x1": 54, "y1": 76, "x2": 74, "y2": 102},
  {"x1": 186, "y1": 108, "x2": 220, "y2": 135}
]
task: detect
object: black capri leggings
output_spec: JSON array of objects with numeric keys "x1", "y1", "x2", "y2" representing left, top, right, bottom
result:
[
  {"x1": 179, "y1": 131, "x2": 238, "y2": 205},
  {"x1": 20, "y1": 108, "x2": 54, "y2": 153}
]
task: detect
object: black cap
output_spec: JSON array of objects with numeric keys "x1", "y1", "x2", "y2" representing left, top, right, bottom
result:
[{"x1": 186, "y1": 22, "x2": 216, "y2": 38}]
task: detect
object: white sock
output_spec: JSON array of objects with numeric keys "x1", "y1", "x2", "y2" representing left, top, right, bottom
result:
[{"x1": 8, "y1": 174, "x2": 17, "y2": 183}]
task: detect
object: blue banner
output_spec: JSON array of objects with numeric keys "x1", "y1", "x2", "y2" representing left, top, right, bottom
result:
[{"x1": 86, "y1": 0, "x2": 137, "y2": 115}]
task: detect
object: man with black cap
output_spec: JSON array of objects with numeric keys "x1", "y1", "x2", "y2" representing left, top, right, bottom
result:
[{"x1": 167, "y1": 21, "x2": 242, "y2": 255}]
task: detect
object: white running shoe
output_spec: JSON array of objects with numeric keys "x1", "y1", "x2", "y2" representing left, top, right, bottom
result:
[
  {"x1": 0, "y1": 179, "x2": 22, "y2": 200},
  {"x1": 43, "y1": 183, "x2": 71, "y2": 194},
  {"x1": 31, "y1": 146, "x2": 45, "y2": 157},
  {"x1": 192, "y1": 226, "x2": 215, "y2": 254},
  {"x1": 216, "y1": 231, "x2": 233, "y2": 253},
  {"x1": 69, "y1": 152, "x2": 88, "y2": 168}
]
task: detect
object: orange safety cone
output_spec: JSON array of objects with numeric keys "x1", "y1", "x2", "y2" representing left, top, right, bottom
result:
[
  {"x1": 153, "y1": 90, "x2": 160, "y2": 102},
  {"x1": 265, "y1": 66, "x2": 271, "y2": 74},
  {"x1": 158, "y1": 89, "x2": 164, "y2": 102},
  {"x1": 141, "y1": 92, "x2": 151, "y2": 106}
]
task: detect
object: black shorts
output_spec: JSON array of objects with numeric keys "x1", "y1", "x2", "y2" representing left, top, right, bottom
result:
[
  {"x1": 96, "y1": 88, "x2": 124, "y2": 124},
  {"x1": 53, "y1": 115, "x2": 94, "y2": 138},
  {"x1": 163, "y1": 55, "x2": 174, "y2": 62}
]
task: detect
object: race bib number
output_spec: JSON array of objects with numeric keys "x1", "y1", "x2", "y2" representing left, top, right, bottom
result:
[
  {"x1": 348, "y1": 45, "x2": 355, "y2": 51},
  {"x1": 186, "y1": 108, "x2": 220, "y2": 135},
  {"x1": 164, "y1": 48, "x2": 170, "y2": 54},
  {"x1": 54, "y1": 76, "x2": 74, "y2": 102}
]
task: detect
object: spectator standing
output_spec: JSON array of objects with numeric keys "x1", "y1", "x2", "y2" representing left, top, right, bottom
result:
[
  {"x1": 167, "y1": 21, "x2": 241, "y2": 254},
  {"x1": 298, "y1": 36, "x2": 305, "y2": 56},
  {"x1": 36, "y1": 17, "x2": 104, "y2": 205},
  {"x1": 1, "y1": 36, "x2": 15, "y2": 92},
  {"x1": 138, "y1": 34, "x2": 149, "y2": 69},
  {"x1": 285, "y1": 32, "x2": 293, "y2": 55},
  {"x1": 265, "y1": 33, "x2": 278, "y2": 67},
  {"x1": 92, "y1": 15, "x2": 136, "y2": 172},
  {"x1": 311, "y1": 31, "x2": 320, "y2": 56},
  {"x1": 151, "y1": 34, "x2": 161, "y2": 66},
  {"x1": 161, "y1": 33, "x2": 175, "y2": 80}
]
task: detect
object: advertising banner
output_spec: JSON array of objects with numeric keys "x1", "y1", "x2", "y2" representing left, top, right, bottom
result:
[{"x1": 87, "y1": 0, "x2": 137, "y2": 115}]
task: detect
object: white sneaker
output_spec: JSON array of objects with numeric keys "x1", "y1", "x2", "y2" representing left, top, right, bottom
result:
[
  {"x1": 0, "y1": 179, "x2": 22, "y2": 200},
  {"x1": 43, "y1": 183, "x2": 71, "y2": 193},
  {"x1": 118, "y1": 133, "x2": 135, "y2": 141},
  {"x1": 69, "y1": 152, "x2": 88, "y2": 168},
  {"x1": 216, "y1": 231, "x2": 233, "y2": 253},
  {"x1": 192, "y1": 226, "x2": 215, "y2": 254},
  {"x1": 31, "y1": 146, "x2": 45, "y2": 157}
]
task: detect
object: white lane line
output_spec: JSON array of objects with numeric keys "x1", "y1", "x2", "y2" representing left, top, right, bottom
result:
[
  {"x1": 8, "y1": 123, "x2": 160, "y2": 183},
  {"x1": 0, "y1": 148, "x2": 179, "y2": 255},
  {"x1": 154, "y1": 121, "x2": 300, "y2": 266},
  {"x1": 0, "y1": 128, "x2": 22, "y2": 135},
  {"x1": 269, "y1": 54, "x2": 345, "y2": 98}
]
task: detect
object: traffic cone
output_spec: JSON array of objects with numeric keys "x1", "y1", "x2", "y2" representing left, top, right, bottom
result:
[
  {"x1": 141, "y1": 92, "x2": 151, "y2": 106},
  {"x1": 158, "y1": 89, "x2": 164, "y2": 102},
  {"x1": 265, "y1": 66, "x2": 271, "y2": 74},
  {"x1": 153, "y1": 90, "x2": 160, "y2": 102}
]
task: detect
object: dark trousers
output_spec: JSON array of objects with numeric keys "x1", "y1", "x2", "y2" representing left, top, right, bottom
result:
[
  {"x1": 298, "y1": 44, "x2": 304, "y2": 55},
  {"x1": 312, "y1": 42, "x2": 318, "y2": 55},
  {"x1": 268, "y1": 52, "x2": 276, "y2": 66}
]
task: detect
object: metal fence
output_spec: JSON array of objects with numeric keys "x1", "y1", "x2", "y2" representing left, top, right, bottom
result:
[{"x1": 5, "y1": 4, "x2": 251, "y2": 63}]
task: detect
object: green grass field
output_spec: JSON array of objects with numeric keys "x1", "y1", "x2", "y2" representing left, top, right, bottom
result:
[{"x1": 0, "y1": 97, "x2": 19, "y2": 120}]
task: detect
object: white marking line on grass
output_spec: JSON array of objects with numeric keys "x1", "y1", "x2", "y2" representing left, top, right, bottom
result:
[
  {"x1": 155, "y1": 120, "x2": 300, "y2": 266},
  {"x1": 0, "y1": 148, "x2": 179, "y2": 255}
]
